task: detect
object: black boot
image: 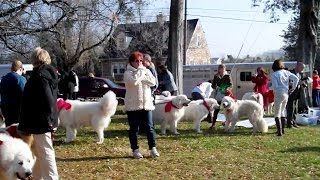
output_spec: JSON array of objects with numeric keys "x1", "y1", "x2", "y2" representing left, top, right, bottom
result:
[
  {"x1": 205, "y1": 113, "x2": 212, "y2": 123},
  {"x1": 287, "y1": 118, "x2": 293, "y2": 128},
  {"x1": 275, "y1": 117, "x2": 282, "y2": 136},
  {"x1": 280, "y1": 117, "x2": 286, "y2": 134},
  {"x1": 292, "y1": 120, "x2": 299, "y2": 128}
]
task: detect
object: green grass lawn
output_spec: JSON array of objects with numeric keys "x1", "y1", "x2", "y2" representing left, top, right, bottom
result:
[{"x1": 54, "y1": 106, "x2": 320, "y2": 179}]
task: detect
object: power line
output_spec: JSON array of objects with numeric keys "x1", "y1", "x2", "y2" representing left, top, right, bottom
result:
[
  {"x1": 137, "y1": 7, "x2": 291, "y2": 15},
  {"x1": 187, "y1": 14, "x2": 288, "y2": 24},
  {"x1": 187, "y1": 7, "x2": 289, "y2": 14},
  {"x1": 188, "y1": 7, "x2": 259, "y2": 13}
]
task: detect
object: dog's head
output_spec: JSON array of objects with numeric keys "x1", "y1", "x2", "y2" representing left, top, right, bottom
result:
[
  {"x1": 205, "y1": 98, "x2": 220, "y2": 112},
  {"x1": 12, "y1": 151, "x2": 35, "y2": 180},
  {"x1": 172, "y1": 95, "x2": 191, "y2": 108},
  {"x1": 242, "y1": 92, "x2": 263, "y2": 105},
  {"x1": 221, "y1": 96, "x2": 234, "y2": 109}
]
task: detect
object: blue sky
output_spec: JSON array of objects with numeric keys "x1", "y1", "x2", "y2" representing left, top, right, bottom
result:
[{"x1": 142, "y1": 0, "x2": 293, "y2": 58}]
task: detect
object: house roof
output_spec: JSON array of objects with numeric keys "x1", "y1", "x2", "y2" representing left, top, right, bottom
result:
[{"x1": 106, "y1": 19, "x2": 199, "y2": 57}]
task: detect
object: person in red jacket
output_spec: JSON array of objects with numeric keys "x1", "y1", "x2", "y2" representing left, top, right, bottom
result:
[
  {"x1": 252, "y1": 67, "x2": 269, "y2": 111},
  {"x1": 312, "y1": 70, "x2": 320, "y2": 107}
]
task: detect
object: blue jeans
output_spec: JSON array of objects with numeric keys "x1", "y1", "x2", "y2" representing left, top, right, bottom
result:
[
  {"x1": 312, "y1": 90, "x2": 320, "y2": 107},
  {"x1": 127, "y1": 110, "x2": 156, "y2": 151},
  {"x1": 191, "y1": 92, "x2": 204, "y2": 100}
]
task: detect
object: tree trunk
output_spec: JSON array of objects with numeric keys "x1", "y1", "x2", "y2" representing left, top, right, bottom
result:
[
  {"x1": 168, "y1": 0, "x2": 184, "y2": 94},
  {"x1": 299, "y1": 0, "x2": 319, "y2": 76}
]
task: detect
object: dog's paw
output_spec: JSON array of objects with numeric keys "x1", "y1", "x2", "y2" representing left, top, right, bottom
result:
[
  {"x1": 96, "y1": 138, "x2": 104, "y2": 144},
  {"x1": 96, "y1": 141, "x2": 103, "y2": 144},
  {"x1": 160, "y1": 132, "x2": 167, "y2": 135},
  {"x1": 173, "y1": 131, "x2": 180, "y2": 135},
  {"x1": 64, "y1": 139, "x2": 72, "y2": 143},
  {"x1": 196, "y1": 130, "x2": 203, "y2": 134}
]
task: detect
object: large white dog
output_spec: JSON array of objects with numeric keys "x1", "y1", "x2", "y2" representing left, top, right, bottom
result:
[
  {"x1": 241, "y1": 92, "x2": 264, "y2": 107},
  {"x1": 221, "y1": 96, "x2": 268, "y2": 133},
  {"x1": 58, "y1": 91, "x2": 118, "y2": 144},
  {"x1": 181, "y1": 98, "x2": 220, "y2": 133},
  {"x1": 154, "y1": 95, "x2": 191, "y2": 135},
  {"x1": 0, "y1": 133, "x2": 35, "y2": 180}
]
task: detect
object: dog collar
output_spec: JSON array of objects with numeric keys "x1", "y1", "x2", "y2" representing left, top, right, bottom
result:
[
  {"x1": 203, "y1": 100, "x2": 210, "y2": 111},
  {"x1": 165, "y1": 101, "x2": 179, "y2": 112},
  {"x1": 57, "y1": 99, "x2": 72, "y2": 110}
]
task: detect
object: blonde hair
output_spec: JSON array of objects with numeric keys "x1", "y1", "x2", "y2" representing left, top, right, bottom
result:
[{"x1": 31, "y1": 47, "x2": 51, "y2": 67}]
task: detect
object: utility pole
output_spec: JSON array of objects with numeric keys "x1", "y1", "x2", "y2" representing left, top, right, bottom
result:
[
  {"x1": 183, "y1": 0, "x2": 187, "y2": 65},
  {"x1": 168, "y1": 0, "x2": 184, "y2": 94}
]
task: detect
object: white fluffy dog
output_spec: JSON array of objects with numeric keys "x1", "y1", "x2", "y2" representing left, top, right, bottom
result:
[
  {"x1": 221, "y1": 96, "x2": 268, "y2": 133},
  {"x1": 0, "y1": 133, "x2": 35, "y2": 180},
  {"x1": 58, "y1": 91, "x2": 118, "y2": 144},
  {"x1": 154, "y1": 95, "x2": 191, "y2": 135},
  {"x1": 181, "y1": 98, "x2": 220, "y2": 133},
  {"x1": 242, "y1": 92, "x2": 264, "y2": 107}
]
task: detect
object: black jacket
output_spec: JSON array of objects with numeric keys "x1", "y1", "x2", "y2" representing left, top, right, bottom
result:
[
  {"x1": 289, "y1": 69, "x2": 305, "y2": 99},
  {"x1": 18, "y1": 64, "x2": 59, "y2": 134}
]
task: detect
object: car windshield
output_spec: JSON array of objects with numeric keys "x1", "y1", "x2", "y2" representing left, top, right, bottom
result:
[{"x1": 105, "y1": 79, "x2": 122, "y2": 88}]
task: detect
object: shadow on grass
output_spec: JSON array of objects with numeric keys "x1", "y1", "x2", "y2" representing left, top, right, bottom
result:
[
  {"x1": 56, "y1": 155, "x2": 132, "y2": 162},
  {"x1": 111, "y1": 117, "x2": 128, "y2": 124},
  {"x1": 53, "y1": 124, "x2": 273, "y2": 146},
  {"x1": 154, "y1": 126, "x2": 274, "y2": 139},
  {"x1": 281, "y1": 146, "x2": 320, "y2": 153}
]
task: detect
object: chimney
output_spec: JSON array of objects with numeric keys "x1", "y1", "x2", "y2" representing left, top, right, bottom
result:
[{"x1": 156, "y1": 12, "x2": 166, "y2": 25}]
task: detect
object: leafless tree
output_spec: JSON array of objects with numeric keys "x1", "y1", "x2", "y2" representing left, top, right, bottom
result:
[
  {"x1": 0, "y1": 0, "x2": 146, "y2": 70},
  {"x1": 103, "y1": 13, "x2": 169, "y2": 64}
]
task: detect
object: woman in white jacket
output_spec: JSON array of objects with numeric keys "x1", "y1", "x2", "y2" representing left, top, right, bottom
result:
[
  {"x1": 271, "y1": 59, "x2": 299, "y2": 136},
  {"x1": 123, "y1": 51, "x2": 160, "y2": 159}
]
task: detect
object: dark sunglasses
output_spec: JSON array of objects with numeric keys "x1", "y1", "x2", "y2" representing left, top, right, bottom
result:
[{"x1": 134, "y1": 59, "x2": 142, "y2": 63}]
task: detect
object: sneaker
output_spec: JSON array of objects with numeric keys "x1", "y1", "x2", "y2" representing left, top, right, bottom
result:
[
  {"x1": 132, "y1": 149, "x2": 143, "y2": 159},
  {"x1": 150, "y1": 147, "x2": 160, "y2": 158},
  {"x1": 292, "y1": 123, "x2": 299, "y2": 128}
]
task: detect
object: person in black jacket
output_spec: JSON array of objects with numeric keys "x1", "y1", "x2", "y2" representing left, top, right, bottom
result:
[
  {"x1": 18, "y1": 47, "x2": 59, "y2": 180},
  {"x1": 60, "y1": 69, "x2": 76, "y2": 100},
  {"x1": 286, "y1": 62, "x2": 306, "y2": 128}
]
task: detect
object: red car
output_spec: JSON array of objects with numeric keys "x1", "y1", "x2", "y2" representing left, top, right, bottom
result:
[{"x1": 78, "y1": 77, "x2": 126, "y2": 103}]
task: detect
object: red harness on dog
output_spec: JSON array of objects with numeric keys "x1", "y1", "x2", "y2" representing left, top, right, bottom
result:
[
  {"x1": 57, "y1": 99, "x2": 72, "y2": 110},
  {"x1": 165, "y1": 101, "x2": 179, "y2": 112},
  {"x1": 5, "y1": 125, "x2": 20, "y2": 138},
  {"x1": 203, "y1": 100, "x2": 210, "y2": 111},
  {"x1": 225, "y1": 89, "x2": 236, "y2": 99}
]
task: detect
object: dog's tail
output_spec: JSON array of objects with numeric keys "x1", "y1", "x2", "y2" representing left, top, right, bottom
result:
[
  {"x1": 99, "y1": 91, "x2": 118, "y2": 116},
  {"x1": 256, "y1": 118, "x2": 268, "y2": 133}
]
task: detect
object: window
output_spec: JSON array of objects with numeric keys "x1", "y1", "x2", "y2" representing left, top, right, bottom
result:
[
  {"x1": 112, "y1": 63, "x2": 125, "y2": 74},
  {"x1": 240, "y1": 72, "x2": 252, "y2": 81},
  {"x1": 197, "y1": 35, "x2": 201, "y2": 46},
  {"x1": 118, "y1": 38, "x2": 125, "y2": 49},
  {"x1": 113, "y1": 65, "x2": 118, "y2": 74},
  {"x1": 119, "y1": 64, "x2": 125, "y2": 73}
]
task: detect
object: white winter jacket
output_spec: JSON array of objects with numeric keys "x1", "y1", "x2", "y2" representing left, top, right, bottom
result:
[{"x1": 124, "y1": 64, "x2": 156, "y2": 111}]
